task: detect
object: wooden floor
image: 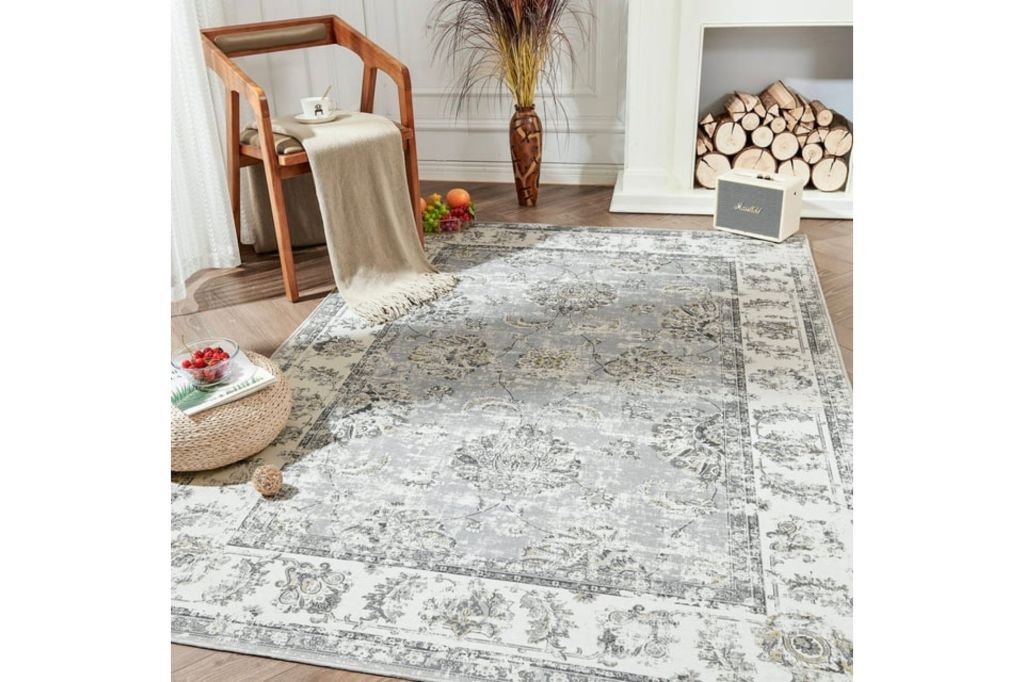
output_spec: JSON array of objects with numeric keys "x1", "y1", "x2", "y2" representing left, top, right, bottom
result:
[{"x1": 171, "y1": 181, "x2": 852, "y2": 681}]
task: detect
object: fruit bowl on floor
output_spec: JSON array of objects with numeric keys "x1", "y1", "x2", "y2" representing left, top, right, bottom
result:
[
  {"x1": 172, "y1": 339, "x2": 240, "y2": 389},
  {"x1": 439, "y1": 215, "x2": 463, "y2": 232},
  {"x1": 421, "y1": 188, "x2": 476, "y2": 233}
]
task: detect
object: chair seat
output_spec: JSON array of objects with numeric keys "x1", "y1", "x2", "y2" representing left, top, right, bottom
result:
[
  {"x1": 239, "y1": 127, "x2": 304, "y2": 155},
  {"x1": 240, "y1": 118, "x2": 412, "y2": 159}
]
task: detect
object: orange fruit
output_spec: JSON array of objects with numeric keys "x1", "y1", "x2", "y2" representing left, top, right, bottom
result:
[
  {"x1": 419, "y1": 197, "x2": 427, "y2": 214},
  {"x1": 446, "y1": 188, "x2": 471, "y2": 209}
]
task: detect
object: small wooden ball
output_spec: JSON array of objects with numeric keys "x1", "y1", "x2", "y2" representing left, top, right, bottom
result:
[{"x1": 252, "y1": 465, "x2": 283, "y2": 496}]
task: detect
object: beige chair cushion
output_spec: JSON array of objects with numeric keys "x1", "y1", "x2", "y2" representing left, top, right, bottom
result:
[
  {"x1": 213, "y1": 24, "x2": 327, "y2": 55},
  {"x1": 240, "y1": 127, "x2": 304, "y2": 155},
  {"x1": 240, "y1": 117, "x2": 401, "y2": 156}
]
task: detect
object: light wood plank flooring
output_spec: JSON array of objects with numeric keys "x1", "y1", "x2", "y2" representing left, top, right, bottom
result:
[{"x1": 171, "y1": 182, "x2": 852, "y2": 681}]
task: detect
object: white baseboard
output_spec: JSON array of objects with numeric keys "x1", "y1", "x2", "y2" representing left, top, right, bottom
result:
[
  {"x1": 609, "y1": 172, "x2": 853, "y2": 219},
  {"x1": 419, "y1": 160, "x2": 621, "y2": 186}
]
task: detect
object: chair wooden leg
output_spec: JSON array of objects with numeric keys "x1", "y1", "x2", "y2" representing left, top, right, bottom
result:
[
  {"x1": 226, "y1": 90, "x2": 242, "y2": 242},
  {"x1": 256, "y1": 116, "x2": 300, "y2": 302},
  {"x1": 265, "y1": 167, "x2": 299, "y2": 302},
  {"x1": 404, "y1": 134, "x2": 423, "y2": 247}
]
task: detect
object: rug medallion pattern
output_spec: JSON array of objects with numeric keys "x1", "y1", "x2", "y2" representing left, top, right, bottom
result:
[{"x1": 172, "y1": 225, "x2": 852, "y2": 681}]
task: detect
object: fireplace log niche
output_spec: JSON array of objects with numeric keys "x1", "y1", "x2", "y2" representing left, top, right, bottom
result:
[{"x1": 610, "y1": 0, "x2": 853, "y2": 219}]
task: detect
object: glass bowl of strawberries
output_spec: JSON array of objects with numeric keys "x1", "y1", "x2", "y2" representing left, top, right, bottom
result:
[{"x1": 171, "y1": 339, "x2": 240, "y2": 389}]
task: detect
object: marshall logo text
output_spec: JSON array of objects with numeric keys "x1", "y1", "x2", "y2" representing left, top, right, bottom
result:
[{"x1": 733, "y1": 202, "x2": 763, "y2": 215}]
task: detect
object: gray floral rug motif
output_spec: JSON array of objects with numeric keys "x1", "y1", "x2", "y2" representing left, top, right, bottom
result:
[{"x1": 172, "y1": 224, "x2": 852, "y2": 682}]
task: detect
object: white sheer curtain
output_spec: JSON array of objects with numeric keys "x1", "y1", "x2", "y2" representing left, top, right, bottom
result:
[{"x1": 171, "y1": 0, "x2": 240, "y2": 301}]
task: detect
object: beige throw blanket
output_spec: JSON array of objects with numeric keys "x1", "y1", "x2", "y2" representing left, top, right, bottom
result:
[{"x1": 243, "y1": 112, "x2": 455, "y2": 324}]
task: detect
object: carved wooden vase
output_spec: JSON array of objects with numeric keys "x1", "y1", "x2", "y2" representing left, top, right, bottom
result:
[{"x1": 509, "y1": 105, "x2": 543, "y2": 207}]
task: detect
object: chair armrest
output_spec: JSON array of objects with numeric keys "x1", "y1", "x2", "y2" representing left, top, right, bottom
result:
[
  {"x1": 200, "y1": 35, "x2": 268, "y2": 114},
  {"x1": 332, "y1": 17, "x2": 415, "y2": 129},
  {"x1": 378, "y1": 64, "x2": 415, "y2": 130}
]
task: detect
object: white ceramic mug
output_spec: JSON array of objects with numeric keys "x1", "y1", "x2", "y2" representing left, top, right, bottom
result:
[{"x1": 300, "y1": 96, "x2": 335, "y2": 118}]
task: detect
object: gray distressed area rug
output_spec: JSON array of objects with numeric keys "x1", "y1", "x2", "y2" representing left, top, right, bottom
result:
[{"x1": 172, "y1": 224, "x2": 853, "y2": 682}]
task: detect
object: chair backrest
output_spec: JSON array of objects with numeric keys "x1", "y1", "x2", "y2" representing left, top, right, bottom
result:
[
  {"x1": 213, "y1": 23, "x2": 329, "y2": 55},
  {"x1": 201, "y1": 15, "x2": 413, "y2": 126},
  {"x1": 203, "y1": 16, "x2": 335, "y2": 58}
]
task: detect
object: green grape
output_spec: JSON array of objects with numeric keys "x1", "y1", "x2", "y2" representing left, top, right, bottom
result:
[
  {"x1": 423, "y1": 200, "x2": 447, "y2": 234},
  {"x1": 423, "y1": 208, "x2": 441, "y2": 233}
]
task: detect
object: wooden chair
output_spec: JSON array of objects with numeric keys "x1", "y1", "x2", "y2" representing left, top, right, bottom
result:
[{"x1": 200, "y1": 15, "x2": 423, "y2": 302}]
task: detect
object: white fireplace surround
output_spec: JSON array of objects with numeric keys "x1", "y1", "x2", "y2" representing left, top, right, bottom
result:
[{"x1": 610, "y1": 0, "x2": 853, "y2": 218}]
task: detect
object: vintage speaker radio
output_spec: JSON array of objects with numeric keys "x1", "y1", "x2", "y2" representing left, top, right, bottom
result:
[{"x1": 713, "y1": 169, "x2": 803, "y2": 242}]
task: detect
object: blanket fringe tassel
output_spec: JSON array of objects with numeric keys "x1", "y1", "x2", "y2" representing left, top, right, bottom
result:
[{"x1": 348, "y1": 272, "x2": 458, "y2": 326}]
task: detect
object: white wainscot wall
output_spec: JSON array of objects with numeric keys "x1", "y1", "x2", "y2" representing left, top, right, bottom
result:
[{"x1": 221, "y1": 0, "x2": 627, "y2": 185}]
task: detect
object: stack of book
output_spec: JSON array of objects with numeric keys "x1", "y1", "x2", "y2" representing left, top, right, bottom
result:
[{"x1": 171, "y1": 352, "x2": 277, "y2": 416}]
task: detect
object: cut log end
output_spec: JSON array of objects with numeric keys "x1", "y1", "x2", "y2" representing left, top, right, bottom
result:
[
  {"x1": 801, "y1": 142, "x2": 824, "y2": 165},
  {"x1": 810, "y1": 156, "x2": 849, "y2": 192},
  {"x1": 751, "y1": 126, "x2": 774, "y2": 148},
  {"x1": 770, "y1": 131, "x2": 800, "y2": 161},
  {"x1": 810, "y1": 100, "x2": 834, "y2": 127},
  {"x1": 760, "y1": 80, "x2": 798, "y2": 110},
  {"x1": 736, "y1": 91, "x2": 760, "y2": 112},
  {"x1": 777, "y1": 158, "x2": 811, "y2": 188},
  {"x1": 702, "y1": 116, "x2": 719, "y2": 138},
  {"x1": 824, "y1": 127, "x2": 854, "y2": 157},
  {"x1": 733, "y1": 146, "x2": 778, "y2": 173},
  {"x1": 696, "y1": 130, "x2": 714, "y2": 157},
  {"x1": 806, "y1": 128, "x2": 828, "y2": 145},
  {"x1": 724, "y1": 94, "x2": 747, "y2": 116},
  {"x1": 740, "y1": 112, "x2": 762, "y2": 131},
  {"x1": 713, "y1": 119, "x2": 747, "y2": 155},
  {"x1": 699, "y1": 112, "x2": 716, "y2": 136},
  {"x1": 695, "y1": 153, "x2": 732, "y2": 189}
]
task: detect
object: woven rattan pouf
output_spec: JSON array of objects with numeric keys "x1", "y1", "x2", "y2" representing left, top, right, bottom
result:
[{"x1": 171, "y1": 352, "x2": 292, "y2": 472}]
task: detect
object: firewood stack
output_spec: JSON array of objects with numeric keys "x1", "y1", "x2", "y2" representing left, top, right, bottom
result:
[{"x1": 694, "y1": 80, "x2": 852, "y2": 192}]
